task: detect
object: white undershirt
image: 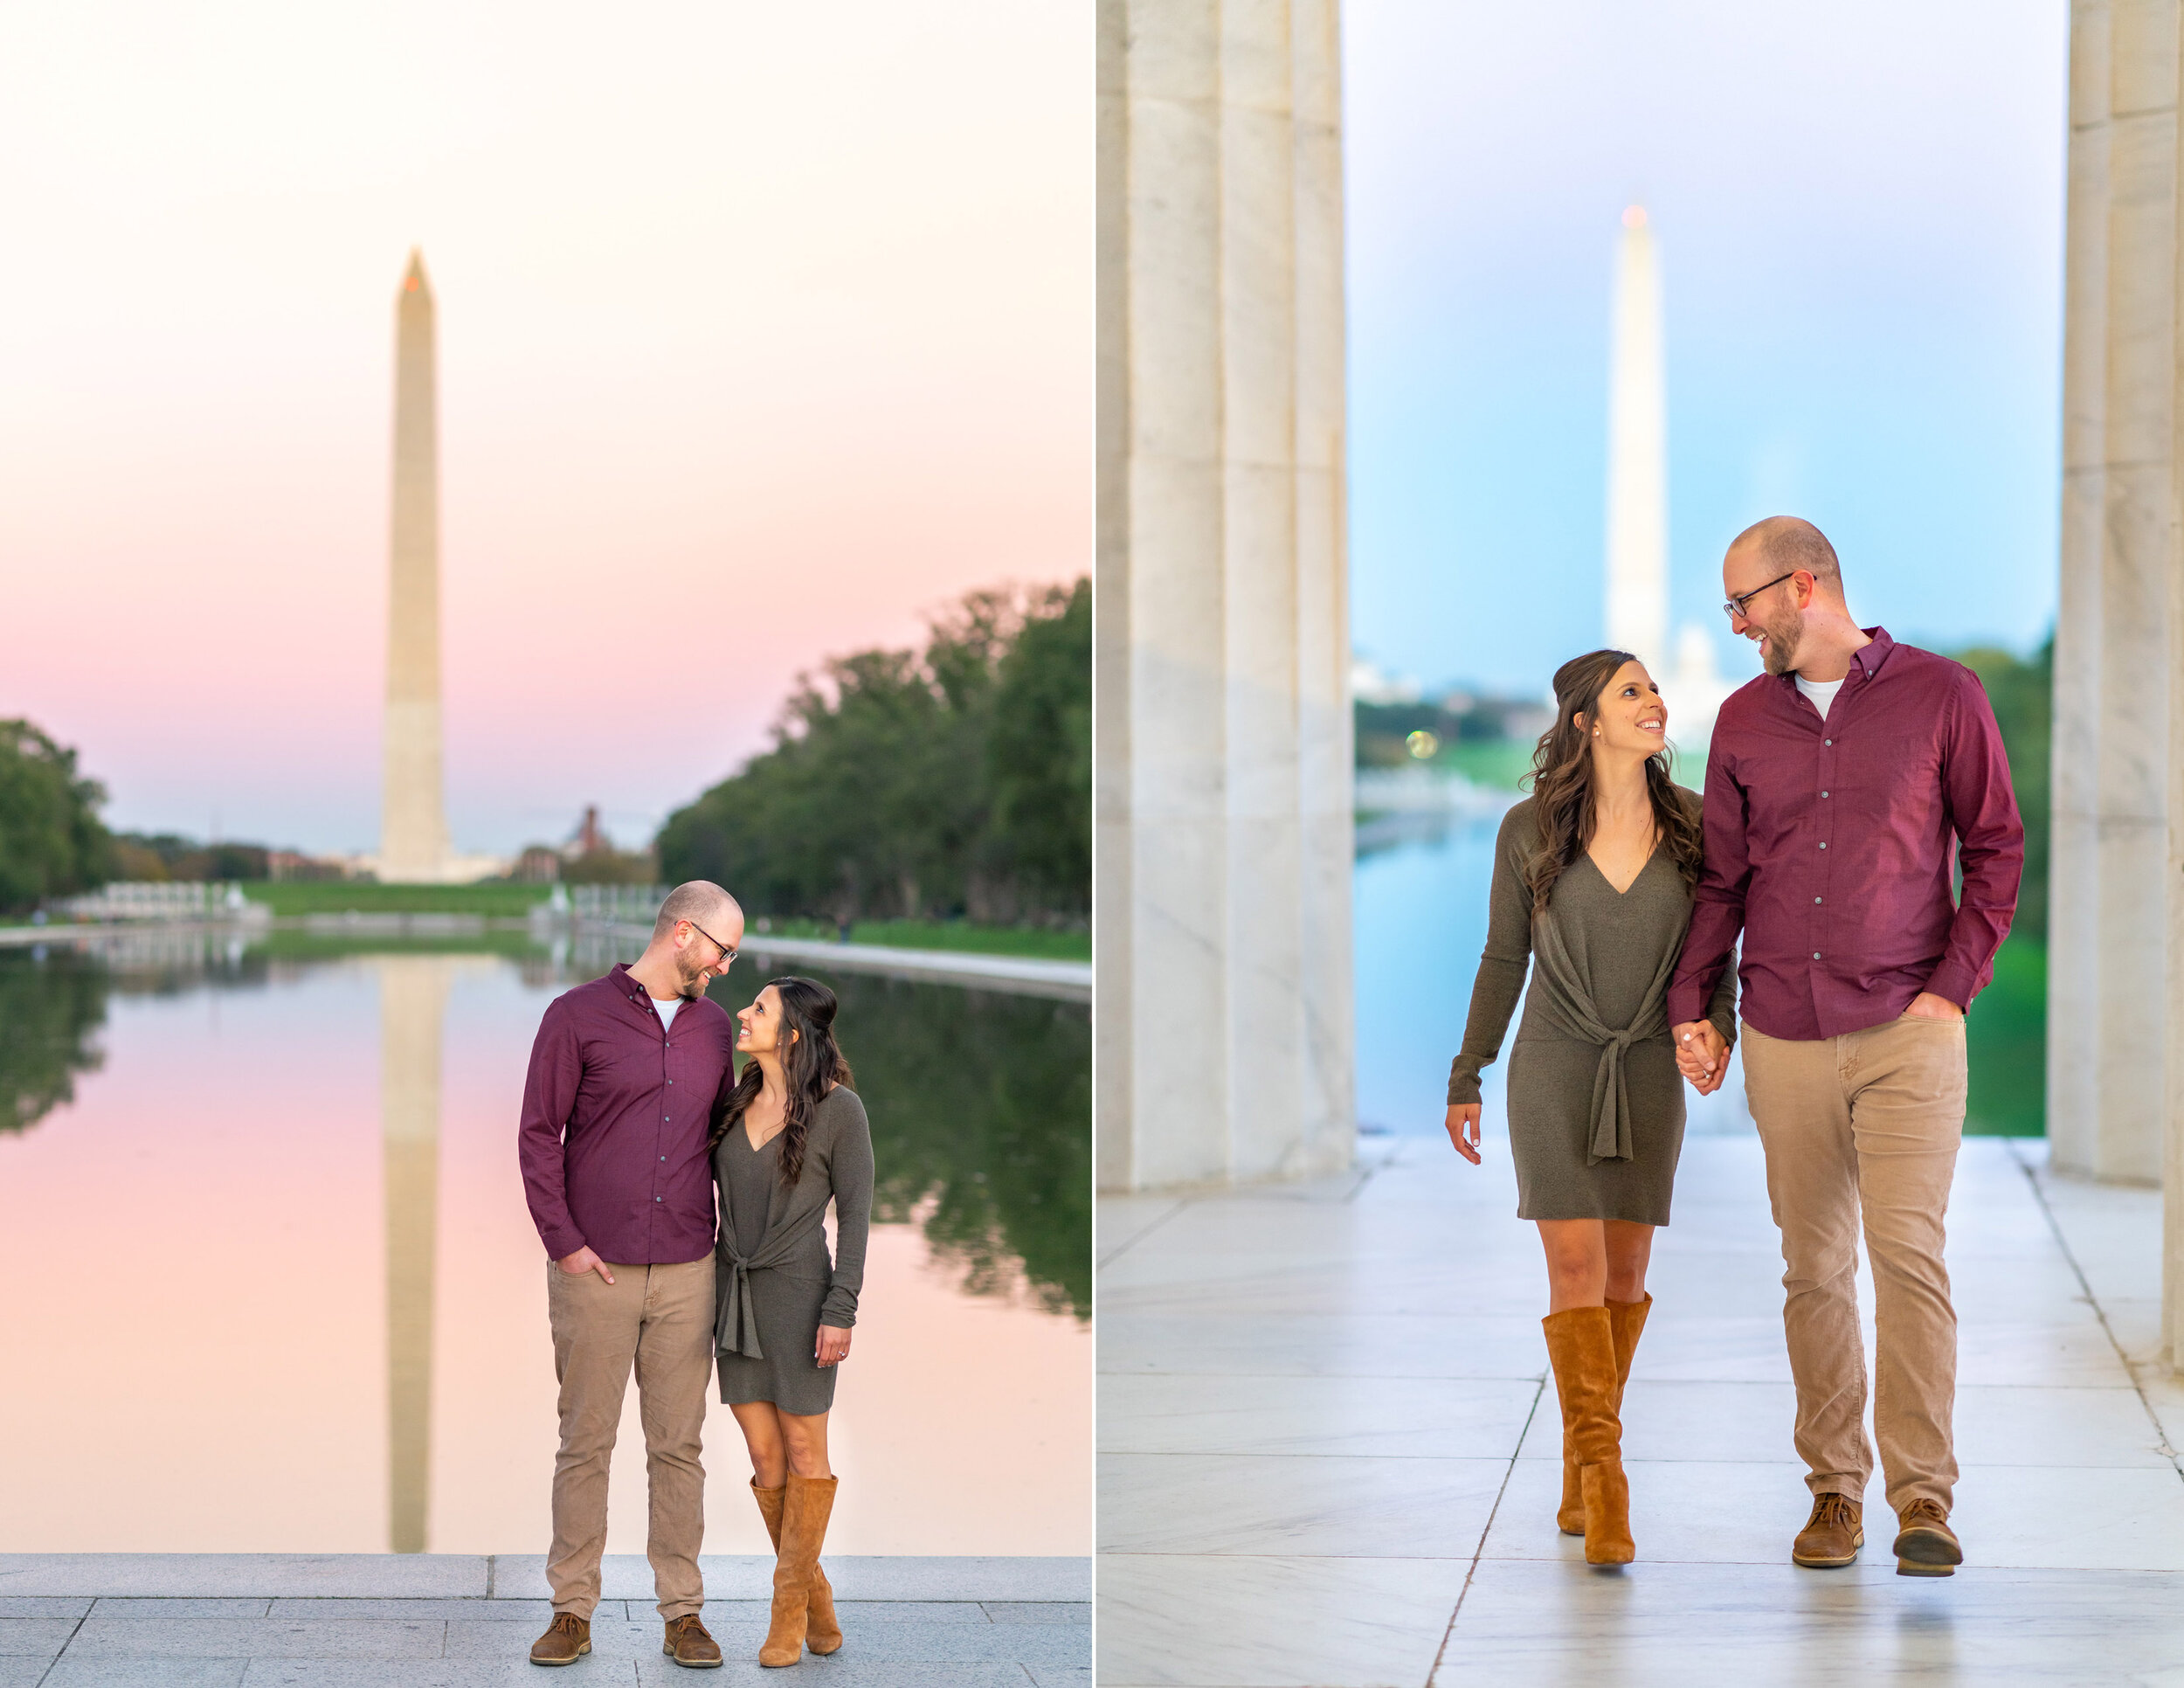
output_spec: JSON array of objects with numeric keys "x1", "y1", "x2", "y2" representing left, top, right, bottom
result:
[
  {"x1": 651, "y1": 996, "x2": 683, "y2": 1034},
  {"x1": 1795, "y1": 674, "x2": 1845, "y2": 720}
]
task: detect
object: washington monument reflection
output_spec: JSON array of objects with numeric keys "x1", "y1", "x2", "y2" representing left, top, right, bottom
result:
[{"x1": 379, "y1": 955, "x2": 456, "y2": 1553}]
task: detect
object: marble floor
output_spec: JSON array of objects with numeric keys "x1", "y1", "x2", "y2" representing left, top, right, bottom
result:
[{"x1": 1095, "y1": 1133, "x2": 2184, "y2": 1686}]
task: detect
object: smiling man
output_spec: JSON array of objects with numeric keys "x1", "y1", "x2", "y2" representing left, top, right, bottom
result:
[
  {"x1": 1666, "y1": 516, "x2": 2022, "y2": 1581},
  {"x1": 518, "y1": 880, "x2": 747, "y2": 1669}
]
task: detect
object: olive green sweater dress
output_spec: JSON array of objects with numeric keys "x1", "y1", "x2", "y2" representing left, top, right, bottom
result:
[
  {"x1": 1448, "y1": 793, "x2": 1736, "y2": 1225},
  {"x1": 712, "y1": 1085, "x2": 874, "y2": 1414}
]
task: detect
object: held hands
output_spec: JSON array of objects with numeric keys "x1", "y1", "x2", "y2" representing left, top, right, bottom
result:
[
  {"x1": 816, "y1": 1325, "x2": 853, "y2": 1368},
  {"x1": 1672, "y1": 1021, "x2": 1728, "y2": 1096},
  {"x1": 1444, "y1": 1103, "x2": 1482, "y2": 1166},
  {"x1": 556, "y1": 1245, "x2": 615, "y2": 1284}
]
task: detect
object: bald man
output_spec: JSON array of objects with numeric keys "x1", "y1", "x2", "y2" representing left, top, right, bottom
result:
[
  {"x1": 518, "y1": 880, "x2": 747, "y2": 1668},
  {"x1": 1666, "y1": 518, "x2": 2022, "y2": 1579}
]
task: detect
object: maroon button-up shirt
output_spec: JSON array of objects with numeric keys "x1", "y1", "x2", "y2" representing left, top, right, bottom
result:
[
  {"x1": 518, "y1": 963, "x2": 736, "y2": 1264},
  {"x1": 1666, "y1": 629, "x2": 2023, "y2": 1041}
]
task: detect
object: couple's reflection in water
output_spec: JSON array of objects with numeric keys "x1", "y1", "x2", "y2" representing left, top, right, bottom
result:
[{"x1": 0, "y1": 937, "x2": 1089, "y2": 1550}]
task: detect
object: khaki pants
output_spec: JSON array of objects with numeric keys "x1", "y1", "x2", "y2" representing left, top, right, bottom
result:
[
  {"x1": 545, "y1": 1256, "x2": 715, "y2": 1619},
  {"x1": 1740, "y1": 1014, "x2": 1966, "y2": 1514}
]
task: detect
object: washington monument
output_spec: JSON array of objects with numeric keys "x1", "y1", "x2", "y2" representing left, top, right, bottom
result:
[
  {"x1": 1605, "y1": 205, "x2": 1667, "y2": 671},
  {"x1": 380, "y1": 250, "x2": 451, "y2": 882}
]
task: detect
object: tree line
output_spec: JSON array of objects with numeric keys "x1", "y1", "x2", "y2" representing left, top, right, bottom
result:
[{"x1": 659, "y1": 578, "x2": 1089, "y2": 926}]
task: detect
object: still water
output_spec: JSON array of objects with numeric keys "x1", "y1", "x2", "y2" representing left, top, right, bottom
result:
[
  {"x1": 0, "y1": 931, "x2": 1089, "y2": 1557},
  {"x1": 1354, "y1": 813, "x2": 1755, "y2": 1140}
]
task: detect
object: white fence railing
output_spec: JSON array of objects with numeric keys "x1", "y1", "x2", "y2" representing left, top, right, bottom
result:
[
  {"x1": 532, "y1": 884, "x2": 670, "y2": 927},
  {"x1": 49, "y1": 882, "x2": 267, "y2": 923}
]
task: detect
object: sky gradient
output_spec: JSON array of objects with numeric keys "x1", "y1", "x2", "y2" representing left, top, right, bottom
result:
[
  {"x1": 0, "y1": 3, "x2": 1089, "y2": 856},
  {"x1": 1345, "y1": 0, "x2": 2069, "y2": 698}
]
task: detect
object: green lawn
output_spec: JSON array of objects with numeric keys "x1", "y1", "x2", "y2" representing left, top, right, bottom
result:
[
  {"x1": 233, "y1": 887, "x2": 1088, "y2": 960},
  {"x1": 245, "y1": 882, "x2": 551, "y2": 917},
  {"x1": 1966, "y1": 936, "x2": 2044, "y2": 1136},
  {"x1": 1434, "y1": 739, "x2": 1536, "y2": 790},
  {"x1": 750, "y1": 917, "x2": 1090, "y2": 963}
]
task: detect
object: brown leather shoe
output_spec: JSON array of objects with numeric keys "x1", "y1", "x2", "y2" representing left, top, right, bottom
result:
[
  {"x1": 1791, "y1": 1491, "x2": 1863, "y2": 1567},
  {"x1": 529, "y1": 1613, "x2": 591, "y2": 1666},
  {"x1": 664, "y1": 1613, "x2": 723, "y2": 1668},
  {"x1": 1893, "y1": 1498, "x2": 1963, "y2": 1578}
]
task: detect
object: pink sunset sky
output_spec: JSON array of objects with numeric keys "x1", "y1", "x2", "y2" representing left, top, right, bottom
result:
[{"x1": 0, "y1": 3, "x2": 1089, "y2": 855}]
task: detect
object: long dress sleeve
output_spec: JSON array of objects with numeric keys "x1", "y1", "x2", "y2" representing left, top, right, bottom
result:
[
  {"x1": 1448, "y1": 803, "x2": 1537, "y2": 1106},
  {"x1": 818, "y1": 1090, "x2": 874, "y2": 1329}
]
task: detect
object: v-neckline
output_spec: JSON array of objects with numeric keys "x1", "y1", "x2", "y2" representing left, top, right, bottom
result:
[
  {"x1": 1583, "y1": 841, "x2": 1659, "y2": 898},
  {"x1": 739, "y1": 1118, "x2": 784, "y2": 1154}
]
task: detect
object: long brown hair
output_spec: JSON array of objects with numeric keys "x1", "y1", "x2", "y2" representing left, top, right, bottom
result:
[
  {"x1": 708, "y1": 976, "x2": 856, "y2": 1186},
  {"x1": 1522, "y1": 648, "x2": 1704, "y2": 911}
]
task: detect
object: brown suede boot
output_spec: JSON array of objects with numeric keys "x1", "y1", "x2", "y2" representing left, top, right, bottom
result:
[
  {"x1": 1892, "y1": 1498, "x2": 1962, "y2": 1578},
  {"x1": 760, "y1": 1471, "x2": 840, "y2": 1666},
  {"x1": 1791, "y1": 1491, "x2": 1863, "y2": 1568},
  {"x1": 529, "y1": 1613, "x2": 590, "y2": 1666},
  {"x1": 663, "y1": 1614, "x2": 722, "y2": 1668},
  {"x1": 1542, "y1": 1306, "x2": 1634, "y2": 1565},
  {"x1": 1560, "y1": 1294, "x2": 1652, "y2": 1535},
  {"x1": 751, "y1": 1477, "x2": 843, "y2": 1655}
]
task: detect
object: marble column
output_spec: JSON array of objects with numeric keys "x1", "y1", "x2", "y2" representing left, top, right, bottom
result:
[
  {"x1": 381, "y1": 251, "x2": 452, "y2": 884},
  {"x1": 2054, "y1": 0, "x2": 2184, "y2": 1366},
  {"x1": 1096, "y1": 0, "x2": 1353, "y2": 1190},
  {"x1": 379, "y1": 954, "x2": 453, "y2": 1553}
]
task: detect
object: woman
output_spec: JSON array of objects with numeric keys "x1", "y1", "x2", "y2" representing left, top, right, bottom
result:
[
  {"x1": 710, "y1": 976, "x2": 874, "y2": 1667},
  {"x1": 1443, "y1": 649, "x2": 1734, "y2": 1566}
]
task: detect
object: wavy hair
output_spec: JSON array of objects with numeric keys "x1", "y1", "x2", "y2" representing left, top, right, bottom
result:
[
  {"x1": 708, "y1": 975, "x2": 855, "y2": 1187},
  {"x1": 1521, "y1": 648, "x2": 1704, "y2": 912}
]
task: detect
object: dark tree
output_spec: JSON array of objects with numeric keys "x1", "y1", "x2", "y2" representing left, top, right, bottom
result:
[
  {"x1": 659, "y1": 580, "x2": 1089, "y2": 925},
  {"x1": 0, "y1": 720, "x2": 114, "y2": 915}
]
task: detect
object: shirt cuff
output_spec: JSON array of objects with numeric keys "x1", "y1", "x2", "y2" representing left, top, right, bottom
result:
[
  {"x1": 1922, "y1": 964, "x2": 1977, "y2": 1012},
  {"x1": 541, "y1": 1228, "x2": 586, "y2": 1263},
  {"x1": 1665, "y1": 986, "x2": 1709, "y2": 1027}
]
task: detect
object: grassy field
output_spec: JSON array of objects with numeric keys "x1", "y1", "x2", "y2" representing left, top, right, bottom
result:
[
  {"x1": 750, "y1": 917, "x2": 1090, "y2": 963},
  {"x1": 1434, "y1": 739, "x2": 1537, "y2": 790},
  {"x1": 1966, "y1": 935, "x2": 2044, "y2": 1136},
  {"x1": 231, "y1": 885, "x2": 1089, "y2": 960},
  {"x1": 244, "y1": 882, "x2": 550, "y2": 917}
]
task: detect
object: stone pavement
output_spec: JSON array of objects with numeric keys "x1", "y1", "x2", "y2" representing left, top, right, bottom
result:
[
  {"x1": 0, "y1": 1554, "x2": 1089, "y2": 1687},
  {"x1": 1097, "y1": 1133, "x2": 2184, "y2": 1686}
]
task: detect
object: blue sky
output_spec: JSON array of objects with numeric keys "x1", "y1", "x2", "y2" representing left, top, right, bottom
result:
[{"x1": 1344, "y1": 0, "x2": 2068, "y2": 697}]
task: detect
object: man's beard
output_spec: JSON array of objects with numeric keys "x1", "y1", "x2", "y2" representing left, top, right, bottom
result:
[
  {"x1": 1759, "y1": 608, "x2": 1802, "y2": 676},
  {"x1": 674, "y1": 952, "x2": 714, "y2": 1001}
]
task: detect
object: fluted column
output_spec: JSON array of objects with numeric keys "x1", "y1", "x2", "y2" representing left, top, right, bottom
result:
[
  {"x1": 1096, "y1": 0, "x2": 1353, "y2": 1190},
  {"x1": 2052, "y1": 2, "x2": 2174, "y2": 1193},
  {"x1": 2056, "y1": 0, "x2": 2184, "y2": 1369}
]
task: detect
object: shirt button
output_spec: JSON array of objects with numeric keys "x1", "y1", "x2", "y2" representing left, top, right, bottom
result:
[
  {"x1": 1821, "y1": 791, "x2": 1829, "y2": 799},
  {"x1": 1814, "y1": 896, "x2": 1822, "y2": 904},
  {"x1": 1819, "y1": 842, "x2": 1827, "y2": 849},
  {"x1": 1813, "y1": 951, "x2": 1821, "y2": 959},
  {"x1": 1824, "y1": 738, "x2": 1833, "y2": 746},
  {"x1": 655, "y1": 1196, "x2": 662, "y2": 1202}
]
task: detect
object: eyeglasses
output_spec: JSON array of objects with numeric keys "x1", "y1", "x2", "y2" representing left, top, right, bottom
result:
[
  {"x1": 1722, "y1": 571, "x2": 1801, "y2": 621},
  {"x1": 683, "y1": 918, "x2": 737, "y2": 971}
]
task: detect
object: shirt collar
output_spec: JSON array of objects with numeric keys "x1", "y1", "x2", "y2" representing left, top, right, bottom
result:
[
  {"x1": 1775, "y1": 625, "x2": 1894, "y2": 690},
  {"x1": 609, "y1": 961, "x2": 651, "y2": 1005}
]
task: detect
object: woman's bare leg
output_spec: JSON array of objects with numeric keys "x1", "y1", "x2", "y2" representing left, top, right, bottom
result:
[
  {"x1": 1537, "y1": 1219, "x2": 1608, "y2": 1312},
  {"x1": 1603, "y1": 1221, "x2": 1655, "y2": 1304},
  {"x1": 729, "y1": 1401, "x2": 788, "y2": 1487},
  {"x1": 778, "y1": 1409, "x2": 833, "y2": 1480}
]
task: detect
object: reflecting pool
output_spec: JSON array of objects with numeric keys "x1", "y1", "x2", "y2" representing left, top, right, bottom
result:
[{"x1": 0, "y1": 932, "x2": 1089, "y2": 1556}]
